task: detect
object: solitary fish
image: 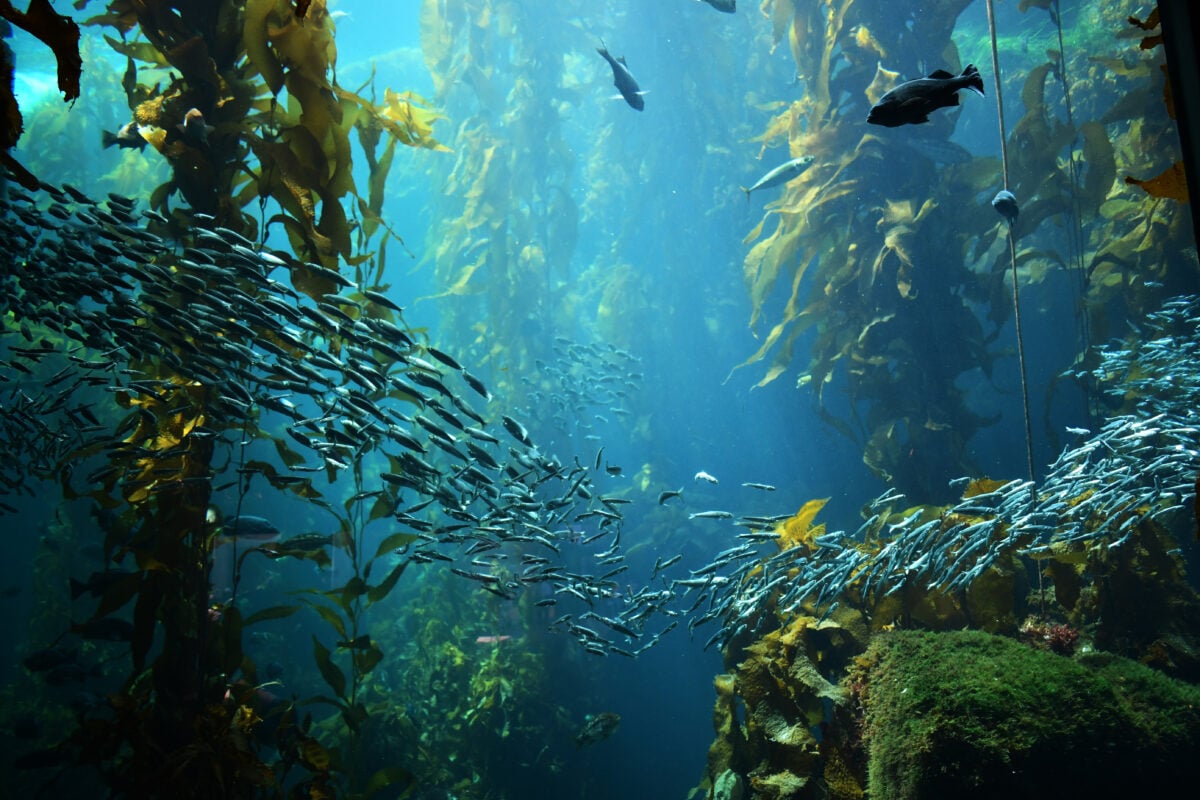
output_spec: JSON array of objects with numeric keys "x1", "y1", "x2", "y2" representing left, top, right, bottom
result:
[
  {"x1": 574, "y1": 711, "x2": 621, "y2": 748},
  {"x1": 221, "y1": 515, "x2": 281, "y2": 541},
  {"x1": 101, "y1": 121, "x2": 147, "y2": 151},
  {"x1": 597, "y1": 42, "x2": 645, "y2": 111},
  {"x1": 697, "y1": 0, "x2": 736, "y2": 11},
  {"x1": 741, "y1": 155, "x2": 814, "y2": 199},
  {"x1": 867, "y1": 64, "x2": 984, "y2": 127},
  {"x1": 177, "y1": 107, "x2": 216, "y2": 146}
]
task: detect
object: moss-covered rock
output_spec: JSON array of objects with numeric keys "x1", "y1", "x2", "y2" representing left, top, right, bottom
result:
[
  {"x1": 859, "y1": 633, "x2": 1200, "y2": 800},
  {"x1": 860, "y1": 629, "x2": 1200, "y2": 799}
]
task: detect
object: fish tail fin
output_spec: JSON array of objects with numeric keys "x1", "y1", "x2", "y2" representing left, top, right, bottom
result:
[
  {"x1": 101, "y1": 130, "x2": 117, "y2": 149},
  {"x1": 69, "y1": 577, "x2": 87, "y2": 600},
  {"x1": 740, "y1": 186, "x2": 750, "y2": 201},
  {"x1": 597, "y1": 38, "x2": 608, "y2": 57},
  {"x1": 962, "y1": 64, "x2": 985, "y2": 97}
]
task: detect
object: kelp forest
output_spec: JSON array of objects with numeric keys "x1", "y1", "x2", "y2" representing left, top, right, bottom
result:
[{"x1": 1, "y1": 0, "x2": 1199, "y2": 799}]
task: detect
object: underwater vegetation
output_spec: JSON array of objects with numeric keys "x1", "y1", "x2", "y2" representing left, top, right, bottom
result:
[
  {"x1": 692, "y1": 291, "x2": 1200, "y2": 797},
  {"x1": 0, "y1": 1, "x2": 1196, "y2": 798},
  {"x1": 73, "y1": 0, "x2": 445, "y2": 297},
  {"x1": 417, "y1": 0, "x2": 588, "y2": 416},
  {"x1": 730, "y1": 0, "x2": 1196, "y2": 498},
  {"x1": 853, "y1": 630, "x2": 1200, "y2": 799},
  {"x1": 0, "y1": 3, "x2": 640, "y2": 797},
  {"x1": 0, "y1": 0, "x2": 82, "y2": 185}
]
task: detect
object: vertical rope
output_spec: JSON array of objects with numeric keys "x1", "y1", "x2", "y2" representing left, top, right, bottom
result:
[
  {"x1": 985, "y1": 0, "x2": 1036, "y2": 491},
  {"x1": 987, "y1": 0, "x2": 1042, "y2": 617}
]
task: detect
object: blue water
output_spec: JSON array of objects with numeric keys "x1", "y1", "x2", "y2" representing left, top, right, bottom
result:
[{"x1": 1, "y1": 0, "x2": 1195, "y2": 797}]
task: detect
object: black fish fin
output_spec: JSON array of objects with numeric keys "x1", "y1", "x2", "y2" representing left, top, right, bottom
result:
[
  {"x1": 928, "y1": 69, "x2": 954, "y2": 80},
  {"x1": 962, "y1": 64, "x2": 985, "y2": 97},
  {"x1": 618, "y1": 55, "x2": 627, "y2": 65}
]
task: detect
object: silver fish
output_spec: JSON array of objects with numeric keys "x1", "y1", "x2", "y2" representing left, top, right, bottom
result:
[{"x1": 740, "y1": 155, "x2": 814, "y2": 199}]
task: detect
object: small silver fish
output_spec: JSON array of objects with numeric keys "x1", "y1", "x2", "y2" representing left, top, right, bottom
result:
[
  {"x1": 689, "y1": 510, "x2": 734, "y2": 520},
  {"x1": 741, "y1": 155, "x2": 814, "y2": 199}
]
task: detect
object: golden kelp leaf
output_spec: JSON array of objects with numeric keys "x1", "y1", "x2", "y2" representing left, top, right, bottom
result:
[
  {"x1": 1020, "y1": 62, "x2": 1054, "y2": 117},
  {"x1": 419, "y1": 0, "x2": 454, "y2": 93},
  {"x1": 1079, "y1": 121, "x2": 1116, "y2": 212},
  {"x1": 864, "y1": 62, "x2": 900, "y2": 105},
  {"x1": 419, "y1": 250, "x2": 486, "y2": 301},
  {"x1": 742, "y1": 215, "x2": 768, "y2": 246},
  {"x1": 962, "y1": 477, "x2": 1012, "y2": 498},
  {"x1": 769, "y1": 0, "x2": 794, "y2": 54},
  {"x1": 244, "y1": 0, "x2": 286, "y2": 94},
  {"x1": 298, "y1": 737, "x2": 331, "y2": 771},
  {"x1": 382, "y1": 89, "x2": 450, "y2": 151},
  {"x1": 102, "y1": 35, "x2": 169, "y2": 67},
  {"x1": 306, "y1": 600, "x2": 348, "y2": 640},
  {"x1": 851, "y1": 25, "x2": 886, "y2": 59},
  {"x1": 776, "y1": 498, "x2": 830, "y2": 550},
  {"x1": 1125, "y1": 161, "x2": 1188, "y2": 202}
]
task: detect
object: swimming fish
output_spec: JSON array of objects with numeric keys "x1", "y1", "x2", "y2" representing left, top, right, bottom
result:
[
  {"x1": 694, "y1": 470, "x2": 719, "y2": 484},
  {"x1": 101, "y1": 121, "x2": 147, "y2": 151},
  {"x1": 740, "y1": 155, "x2": 814, "y2": 199},
  {"x1": 574, "y1": 711, "x2": 621, "y2": 747},
  {"x1": 658, "y1": 487, "x2": 683, "y2": 505},
  {"x1": 597, "y1": 42, "x2": 644, "y2": 111},
  {"x1": 866, "y1": 64, "x2": 984, "y2": 127},
  {"x1": 177, "y1": 107, "x2": 216, "y2": 146},
  {"x1": 992, "y1": 189, "x2": 1019, "y2": 224},
  {"x1": 697, "y1": 0, "x2": 736, "y2": 11}
]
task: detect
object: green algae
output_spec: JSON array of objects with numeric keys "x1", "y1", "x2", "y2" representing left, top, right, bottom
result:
[{"x1": 860, "y1": 629, "x2": 1200, "y2": 800}]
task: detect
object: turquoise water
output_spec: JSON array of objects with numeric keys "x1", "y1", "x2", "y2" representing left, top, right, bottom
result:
[{"x1": 1, "y1": 1, "x2": 1196, "y2": 797}]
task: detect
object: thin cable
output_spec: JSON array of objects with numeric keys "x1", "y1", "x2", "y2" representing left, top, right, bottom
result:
[
  {"x1": 987, "y1": 0, "x2": 1042, "y2": 618},
  {"x1": 986, "y1": 0, "x2": 1036, "y2": 491}
]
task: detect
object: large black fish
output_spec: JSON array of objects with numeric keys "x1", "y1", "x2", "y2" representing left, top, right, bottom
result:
[
  {"x1": 597, "y1": 42, "x2": 644, "y2": 111},
  {"x1": 866, "y1": 64, "x2": 984, "y2": 127}
]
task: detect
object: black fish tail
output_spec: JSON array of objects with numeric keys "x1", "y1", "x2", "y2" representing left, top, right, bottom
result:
[{"x1": 961, "y1": 64, "x2": 985, "y2": 97}]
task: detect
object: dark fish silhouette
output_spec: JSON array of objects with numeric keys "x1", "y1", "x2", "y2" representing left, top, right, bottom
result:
[
  {"x1": 177, "y1": 107, "x2": 215, "y2": 145},
  {"x1": 597, "y1": 42, "x2": 644, "y2": 111},
  {"x1": 698, "y1": 0, "x2": 736, "y2": 12},
  {"x1": 574, "y1": 711, "x2": 620, "y2": 747},
  {"x1": 867, "y1": 64, "x2": 984, "y2": 127},
  {"x1": 101, "y1": 121, "x2": 147, "y2": 150}
]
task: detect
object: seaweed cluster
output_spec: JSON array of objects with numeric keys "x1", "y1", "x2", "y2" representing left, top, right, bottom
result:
[
  {"x1": 74, "y1": 0, "x2": 444, "y2": 294},
  {"x1": 731, "y1": 0, "x2": 1196, "y2": 498},
  {"x1": 418, "y1": 0, "x2": 584, "y2": 406},
  {"x1": 0, "y1": 0, "x2": 82, "y2": 185},
  {"x1": 692, "y1": 291, "x2": 1200, "y2": 798},
  {"x1": 0, "y1": 4, "x2": 686, "y2": 795}
]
